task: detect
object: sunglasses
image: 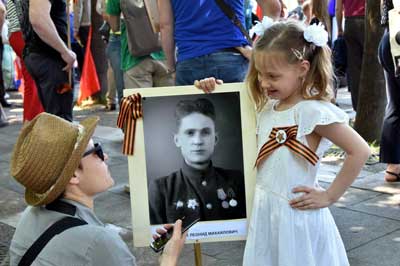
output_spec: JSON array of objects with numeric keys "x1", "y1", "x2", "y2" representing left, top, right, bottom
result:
[{"x1": 83, "y1": 143, "x2": 104, "y2": 161}]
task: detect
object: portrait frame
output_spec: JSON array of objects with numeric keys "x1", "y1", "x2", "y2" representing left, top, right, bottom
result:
[{"x1": 124, "y1": 83, "x2": 257, "y2": 247}]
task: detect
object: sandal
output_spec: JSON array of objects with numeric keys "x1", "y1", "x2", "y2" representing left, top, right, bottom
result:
[{"x1": 385, "y1": 171, "x2": 400, "y2": 182}]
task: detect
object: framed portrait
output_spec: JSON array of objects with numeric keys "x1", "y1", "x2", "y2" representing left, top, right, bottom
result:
[{"x1": 124, "y1": 83, "x2": 257, "y2": 246}]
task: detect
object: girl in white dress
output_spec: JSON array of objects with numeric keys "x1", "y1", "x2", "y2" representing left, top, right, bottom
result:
[{"x1": 196, "y1": 19, "x2": 371, "y2": 266}]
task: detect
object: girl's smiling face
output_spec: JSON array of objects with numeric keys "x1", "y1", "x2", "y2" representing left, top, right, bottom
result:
[{"x1": 254, "y1": 51, "x2": 310, "y2": 106}]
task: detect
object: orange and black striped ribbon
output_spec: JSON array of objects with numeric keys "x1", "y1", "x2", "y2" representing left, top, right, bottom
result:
[
  {"x1": 255, "y1": 125, "x2": 319, "y2": 167},
  {"x1": 117, "y1": 94, "x2": 143, "y2": 155}
]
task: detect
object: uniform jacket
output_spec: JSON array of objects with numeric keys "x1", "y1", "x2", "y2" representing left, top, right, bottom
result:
[{"x1": 149, "y1": 161, "x2": 246, "y2": 225}]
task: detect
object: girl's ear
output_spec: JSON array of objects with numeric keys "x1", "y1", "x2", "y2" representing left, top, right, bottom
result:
[
  {"x1": 69, "y1": 175, "x2": 80, "y2": 185},
  {"x1": 298, "y1": 60, "x2": 310, "y2": 78}
]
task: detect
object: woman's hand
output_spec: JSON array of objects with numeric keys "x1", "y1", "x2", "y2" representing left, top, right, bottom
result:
[
  {"x1": 159, "y1": 219, "x2": 187, "y2": 266},
  {"x1": 194, "y1": 77, "x2": 223, "y2": 94},
  {"x1": 289, "y1": 186, "x2": 333, "y2": 210}
]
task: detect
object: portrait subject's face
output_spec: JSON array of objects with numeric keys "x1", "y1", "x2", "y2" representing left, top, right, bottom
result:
[{"x1": 174, "y1": 113, "x2": 218, "y2": 169}]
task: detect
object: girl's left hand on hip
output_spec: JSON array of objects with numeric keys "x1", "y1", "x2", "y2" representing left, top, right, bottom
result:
[{"x1": 289, "y1": 186, "x2": 332, "y2": 210}]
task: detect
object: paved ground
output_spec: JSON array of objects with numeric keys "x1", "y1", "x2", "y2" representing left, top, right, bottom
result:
[{"x1": 1, "y1": 88, "x2": 400, "y2": 266}]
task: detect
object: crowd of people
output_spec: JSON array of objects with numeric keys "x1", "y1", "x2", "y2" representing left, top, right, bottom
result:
[{"x1": 2, "y1": 0, "x2": 400, "y2": 265}]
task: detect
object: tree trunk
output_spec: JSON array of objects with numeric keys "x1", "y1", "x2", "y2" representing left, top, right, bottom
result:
[
  {"x1": 354, "y1": 0, "x2": 386, "y2": 142},
  {"x1": 91, "y1": 0, "x2": 108, "y2": 98}
]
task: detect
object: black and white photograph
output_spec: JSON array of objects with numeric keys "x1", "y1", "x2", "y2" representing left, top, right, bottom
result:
[
  {"x1": 142, "y1": 92, "x2": 246, "y2": 225},
  {"x1": 125, "y1": 84, "x2": 257, "y2": 245}
]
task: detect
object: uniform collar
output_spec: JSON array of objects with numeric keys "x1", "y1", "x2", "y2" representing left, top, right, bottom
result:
[{"x1": 181, "y1": 160, "x2": 215, "y2": 181}]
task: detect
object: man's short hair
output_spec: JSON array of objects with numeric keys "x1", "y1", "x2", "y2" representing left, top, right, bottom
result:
[{"x1": 175, "y1": 98, "x2": 216, "y2": 128}]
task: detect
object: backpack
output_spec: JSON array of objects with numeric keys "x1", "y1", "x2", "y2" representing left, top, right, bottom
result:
[{"x1": 120, "y1": 0, "x2": 162, "y2": 57}]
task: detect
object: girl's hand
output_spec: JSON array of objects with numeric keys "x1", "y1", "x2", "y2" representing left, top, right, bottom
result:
[
  {"x1": 194, "y1": 77, "x2": 223, "y2": 94},
  {"x1": 289, "y1": 186, "x2": 333, "y2": 210}
]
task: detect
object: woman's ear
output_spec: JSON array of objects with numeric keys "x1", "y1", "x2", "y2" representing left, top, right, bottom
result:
[
  {"x1": 69, "y1": 168, "x2": 82, "y2": 185},
  {"x1": 69, "y1": 176, "x2": 80, "y2": 185}
]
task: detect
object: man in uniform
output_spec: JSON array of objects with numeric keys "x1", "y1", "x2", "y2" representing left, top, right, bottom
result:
[{"x1": 149, "y1": 98, "x2": 246, "y2": 225}]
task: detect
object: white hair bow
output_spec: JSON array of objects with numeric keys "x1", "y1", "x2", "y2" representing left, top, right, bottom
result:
[
  {"x1": 249, "y1": 16, "x2": 275, "y2": 38},
  {"x1": 249, "y1": 17, "x2": 329, "y2": 47},
  {"x1": 303, "y1": 23, "x2": 329, "y2": 47}
]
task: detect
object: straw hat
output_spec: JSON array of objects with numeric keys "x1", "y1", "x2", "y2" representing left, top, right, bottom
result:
[{"x1": 10, "y1": 113, "x2": 99, "y2": 206}]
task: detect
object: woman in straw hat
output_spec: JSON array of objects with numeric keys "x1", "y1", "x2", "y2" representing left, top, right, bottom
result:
[{"x1": 8, "y1": 112, "x2": 186, "y2": 266}]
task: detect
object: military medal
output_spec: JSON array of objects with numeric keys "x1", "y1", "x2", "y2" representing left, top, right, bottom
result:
[
  {"x1": 222, "y1": 201, "x2": 229, "y2": 209},
  {"x1": 187, "y1": 199, "x2": 199, "y2": 210},
  {"x1": 229, "y1": 199, "x2": 237, "y2": 207},
  {"x1": 227, "y1": 188, "x2": 236, "y2": 198},
  {"x1": 217, "y1": 188, "x2": 227, "y2": 200},
  {"x1": 176, "y1": 200, "x2": 184, "y2": 209},
  {"x1": 225, "y1": 188, "x2": 238, "y2": 207}
]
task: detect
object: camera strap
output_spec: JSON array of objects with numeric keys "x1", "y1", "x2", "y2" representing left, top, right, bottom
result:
[{"x1": 18, "y1": 200, "x2": 87, "y2": 266}]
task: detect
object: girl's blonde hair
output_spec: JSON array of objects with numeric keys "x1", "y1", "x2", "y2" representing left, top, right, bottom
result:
[{"x1": 246, "y1": 20, "x2": 334, "y2": 111}]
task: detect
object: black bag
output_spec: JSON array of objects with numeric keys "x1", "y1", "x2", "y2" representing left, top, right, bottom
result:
[{"x1": 120, "y1": 0, "x2": 162, "y2": 57}]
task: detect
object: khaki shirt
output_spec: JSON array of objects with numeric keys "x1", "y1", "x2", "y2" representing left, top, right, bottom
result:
[{"x1": 9, "y1": 199, "x2": 136, "y2": 266}]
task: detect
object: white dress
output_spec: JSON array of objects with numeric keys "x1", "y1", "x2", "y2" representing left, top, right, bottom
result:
[{"x1": 243, "y1": 100, "x2": 350, "y2": 266}]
